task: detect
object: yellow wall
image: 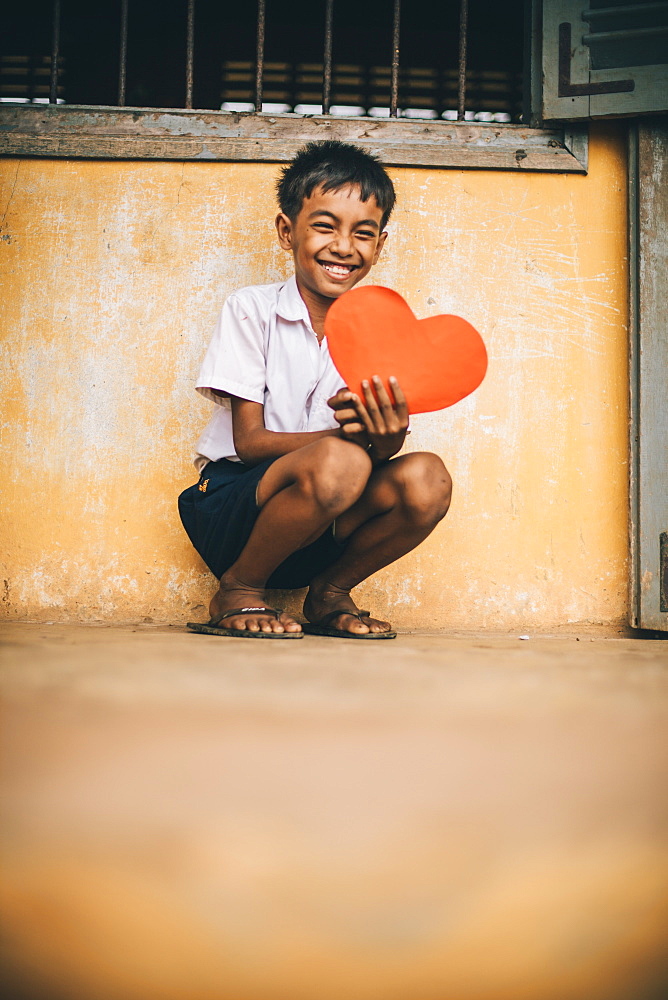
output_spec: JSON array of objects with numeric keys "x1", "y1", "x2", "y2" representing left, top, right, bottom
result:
[{"x1": 0, "y1": 124, "x2": 629, "y2": 629}]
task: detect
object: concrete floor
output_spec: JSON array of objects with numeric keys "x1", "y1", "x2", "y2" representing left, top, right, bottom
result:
[{"x1": 1, "y1": 622, "x2": 667, "y2": 1000}]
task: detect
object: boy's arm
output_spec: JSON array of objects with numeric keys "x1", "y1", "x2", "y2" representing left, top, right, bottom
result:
[{"x1": 230, "y1": 397, "x2": 342, "y2": 466}]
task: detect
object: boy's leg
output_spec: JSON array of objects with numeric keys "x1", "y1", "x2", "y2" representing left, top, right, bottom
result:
[
  {"x1": 209, "y1": 437, "x2": 372, "y2": 633},
  {"x1": 303, "y1": 452, "x2": 452, "y2": 635}
]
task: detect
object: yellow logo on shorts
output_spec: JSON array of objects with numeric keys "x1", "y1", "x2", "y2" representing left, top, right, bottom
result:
[{"x1": 198, "y1": 479, "x2": 209, "y2": 493}]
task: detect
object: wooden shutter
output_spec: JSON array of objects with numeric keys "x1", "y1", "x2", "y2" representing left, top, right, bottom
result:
[
  {"x1": 629, "y1": 122, "x2": 668, "y2": 632},
  {"x1": 540, "y1": 0, "x2": 668, "y2": 120}
]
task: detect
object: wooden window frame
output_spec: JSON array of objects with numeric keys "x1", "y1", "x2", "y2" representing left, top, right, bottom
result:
[{"x1": 0, "y1": 104, "x2": 588, "y2": 172}]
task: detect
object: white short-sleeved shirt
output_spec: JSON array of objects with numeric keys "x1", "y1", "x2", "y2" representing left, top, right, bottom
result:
[{"x1": 194, "y1": 276, "x2": 346, "y2": 470}]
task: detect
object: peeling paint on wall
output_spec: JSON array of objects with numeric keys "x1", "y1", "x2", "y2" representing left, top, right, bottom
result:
[{"x1": 0, "y1": 125, "x2": 629, "y2": 628}]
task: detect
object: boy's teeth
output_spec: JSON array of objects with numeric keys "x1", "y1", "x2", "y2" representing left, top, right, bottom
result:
[{"x1": 322, "y1": 263, "x2": 352, "y2": 276}]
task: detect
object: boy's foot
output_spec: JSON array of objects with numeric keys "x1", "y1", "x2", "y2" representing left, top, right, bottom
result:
[
  {"x1": 209, "y1": 575, "x2": 302, "y2": 634},
  {"x1": 303, "y1": 584, "x2": 394, "y2": 636}
]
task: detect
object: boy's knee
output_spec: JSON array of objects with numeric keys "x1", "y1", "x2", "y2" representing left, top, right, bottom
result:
[
  {"x1": 301, "y1": 437, "x2": 371, "y2": 512},
  {"x1": 393, "y1": 452, "x2": 452, "y2": 525}
]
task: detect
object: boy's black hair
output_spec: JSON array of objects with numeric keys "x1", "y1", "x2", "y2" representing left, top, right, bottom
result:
[{"x1": 277, "y1": 140, "x2": 396, "y2": 229}]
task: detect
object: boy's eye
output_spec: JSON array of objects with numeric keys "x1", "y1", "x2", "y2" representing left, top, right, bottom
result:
[{"x1": 356, "y1": 230, "x2": 375, "y2": 239}]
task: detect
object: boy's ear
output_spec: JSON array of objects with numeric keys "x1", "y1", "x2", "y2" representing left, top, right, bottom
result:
[
  {"x1": 275, "y1": 212, "x2": 294, "y2": 250},
  {"x1": 372, "y1": 229, "x2": 388, "y2": 264}
]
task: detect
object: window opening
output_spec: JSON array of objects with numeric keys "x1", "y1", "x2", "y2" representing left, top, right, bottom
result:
[{"x1": 2, "y1": 0, "x2": 524, "y2": 123}]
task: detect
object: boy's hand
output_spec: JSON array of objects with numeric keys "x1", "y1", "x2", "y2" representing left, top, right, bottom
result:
[
  {"x1": 328, "y1": 377, "x2": 409, "y2": 461},
  {"x1": 327, "y1": 388, "x2": 369, "y2": 450}
]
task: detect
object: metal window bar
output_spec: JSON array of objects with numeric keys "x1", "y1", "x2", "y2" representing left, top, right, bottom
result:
[
  {"x1": 322, "y1": 0, "x2": 334, "y2": 114},
  {"x1": 118, "y1": 0, "x2": 129, "y2": 107},
  {"x1": 458, "y1": 0, "x2": 468, "y2": 120},
  {"x1": 255, "y1": 0, "x2": 266, "y2": 112},
  {"x1": 390, "y1": 0, "x2": 401, "y2": 117},
  {"x1": 186, "y1": 0, "x2": 195, "y2": 109},
  {"x1": 50, "y1": 0, "x2": 61, "y2": 104}
]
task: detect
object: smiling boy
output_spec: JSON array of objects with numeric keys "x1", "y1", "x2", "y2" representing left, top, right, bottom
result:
[{"x1": 179, "y1": 140, "x2": 452, "y2": 638}]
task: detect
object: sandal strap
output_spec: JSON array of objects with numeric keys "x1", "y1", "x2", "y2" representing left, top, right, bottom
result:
[
  {"x1": 211, "y1": 606, "x2": 283, "y2": 625},
  {"x1": 311, "y1": 609, "x2": 371, "y2": 627}
]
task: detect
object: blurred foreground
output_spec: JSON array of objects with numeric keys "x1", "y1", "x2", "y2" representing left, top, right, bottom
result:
[{"x1": 1, "y1": 623, "x2": 667, "y2": 1000}]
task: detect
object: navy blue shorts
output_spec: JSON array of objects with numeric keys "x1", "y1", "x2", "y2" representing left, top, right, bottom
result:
[{"x1": 178, "y1": 458, "x2": 344, "y2": 589}]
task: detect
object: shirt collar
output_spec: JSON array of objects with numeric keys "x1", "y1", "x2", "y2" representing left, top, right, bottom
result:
[{"x1": 276, "y1": 274, "x2": 312, "y2": 325}]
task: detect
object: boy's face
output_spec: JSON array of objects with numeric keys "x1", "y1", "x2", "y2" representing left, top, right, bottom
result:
[{"x1": 275, "y1": 184, "x2": 387, "y2": 309}]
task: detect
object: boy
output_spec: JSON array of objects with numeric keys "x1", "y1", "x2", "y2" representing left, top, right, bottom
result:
[{"x1": 179, "y1": 140, "x2": 452, "y2": 638}]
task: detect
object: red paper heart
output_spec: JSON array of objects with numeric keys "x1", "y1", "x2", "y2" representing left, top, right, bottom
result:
[{"x1": 325, "y1": 285, "x2": 487, "y2": 415}]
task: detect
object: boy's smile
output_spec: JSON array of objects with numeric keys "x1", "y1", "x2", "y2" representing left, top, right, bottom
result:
[
  {"x1": 318, "y1": 260, "x2": 357, "y2": 280},
  {"x1": 276, "y1": 184, "x2": 387, "y2": 333}
]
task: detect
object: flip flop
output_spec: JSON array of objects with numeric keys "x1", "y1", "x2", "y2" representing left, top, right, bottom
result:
[
  {"x1": 187, "y1": 607, "x2": 303, "y2": 638},
  {"x1": 302, "y1": 609, "x2": 397, "y2": 639}
]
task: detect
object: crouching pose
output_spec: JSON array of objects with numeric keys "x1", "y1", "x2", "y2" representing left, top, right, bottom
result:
[{"x1": 179, "y1": 140, "x2": 452, "y2": 638}]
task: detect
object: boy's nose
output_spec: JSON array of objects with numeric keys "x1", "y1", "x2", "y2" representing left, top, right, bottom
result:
[{"x1": 330, "y1": 234, "x2": 354, "y2": 256}]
